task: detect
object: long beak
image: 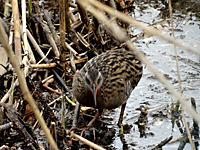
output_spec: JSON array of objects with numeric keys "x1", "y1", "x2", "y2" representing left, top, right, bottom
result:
[{"x1": 91, "y1": 84, "x2": 98, "y2": 107}]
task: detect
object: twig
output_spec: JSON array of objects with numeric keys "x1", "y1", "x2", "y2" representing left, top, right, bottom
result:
[
  {"x1": 9, "y1": 16, "x2": 14, "y2": 45},
  {"x1": 44, "y1": 10, "x2": 59, "y2": 44},
  {"x1": 36, "y1": 47, "x2": 52, "y2": 65},
  {"x1": 65, "y1": 0, "x2": 71, "y2": 33},
  {"x1": 43, "y1": 78, "x2": 61, "y2": 94},
  {"x1": 59, "y1": 0, "x2": 67, "y2": 66},
  {"x1": 30, "y1": 63, "x2": 57, "y2": 69},
  {"x1": 20, "y1": 26, "x2": 36, "y2": 64},
  {"x1": 66, "y1": 96, "x2": 76, "y2": 106},
  {"x1": 0, "y1": 122, "x2": 13, "y2": 131},
  {"x1": 152, "y1": 135, "x2": 173, "y2": 150},
  {"x1": 180, "y1": 12, "x2": 191, "y2": 28},
  {"x1": 42, "y1": 24, "x2": 60, "y2": 58},
  {"x1": 83, "y1": 113, "x2": 114, "y2": 125},
  {"x1": 21, "y1": 0, "x2": 31, "y2": 77},
  {"x1": 148, "y1": 104, "x2": 169, "y2": 114},
  {"x1": 169, "y1": 135, "x2": 184, "y2": 144},
  {"x1": 27, "y1": 29, "x2": 48, "y2": 62},
  {"x1": 8, "y1": 74, "x2": 14, "y2": 104},
  {"x1": 1, "y1": 79, "x2": 18, "y2": 103},
  {"x1": 52, "y1": 69, "x2": 73, "y2": 97},
  {"x1": 41, "y1": 75, "x2": 54, "y2": 84},
  {"x1": 77, "y1": 2, "x2": 89, "y2": 26},
  {"x1": 3, "y1": 0, "x2": 10, "y2": 18},
  {"x1": 72, "y1": 100, "x2": 80, "y2": 127},
  {"x1": 67, "y1": 130, "x2": 106, "y2": 150},
  {"x1": 50, "y1": 122, "x2": 57, "y2": 143},
  {"x1": 48, "y1": 96, "x2": 61, "y2": 106}
]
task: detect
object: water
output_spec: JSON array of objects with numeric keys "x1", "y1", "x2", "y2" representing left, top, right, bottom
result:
[{"x1": 104, "y1": 0, "x2": 200, "y2": 149}]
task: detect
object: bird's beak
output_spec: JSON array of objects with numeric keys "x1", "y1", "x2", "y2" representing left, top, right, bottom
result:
[{"x1": 91, "y1": 84, "x2": 98, "y2": 107}]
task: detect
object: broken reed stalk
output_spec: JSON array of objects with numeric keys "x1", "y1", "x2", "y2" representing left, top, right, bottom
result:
[
  {"x1": 30, "y1": 63, "x2": 57, "y2": 69},
  {"x1": 44, "y1": 10, "x2": 59, "y2": 44},
  {"x1": 1, "y1": 79, "x2": 18, "y2": 103},
  {"x1": 3, "y1": 0, "x2": 10, "y2": 18},
  {"x1": 26, "y1": 28, "x2": 48, "y2": 62},
  {"x1": 69, "y1": 131, "x2": 106, "y2": 150},
  {"x1": 20, "y1": 25, "x2": 36, "y2": 64},
  {"x1": 65, "y1": 0, "x2": 71, "y2": 33},
  {"x1": 8, "y1": 74, "x2": 14, "y2": 104},
  {"x1": 0, "y1": 22, "x2": 58, "y2": 150},
  {"x1": 152, "y1": 136, "x2": 173, "y2": 150},
  {"x1": 59, "y1": 0, "x2": 67, "y2": 70},
  {"x1": 77, "y1": 0, "x2": 200, "y2": 125},
  {"x1": 59, "y1": 0, "x2": 66, "y2": 47},
  {"x1": 43, "y1": 24, "x2": 60, "y2": 58},
  {"x1": 168, "y1": 0, "x2": 195, "y2": 149},
  {"x1": 22, "y1": 0, "x2": 27, "y2": 53},
  {"x1": 0, "y1": 122, "x2": 13, "y2": 132},
  {"x1": 21, "y1": 0, "x2": 29, "y2": 76},
  {"x1": 61, "y1": 93, "x2": 65, "y2": 129},
  {"x1": 36, "y1": 47, "x2": 52, "y2": 64}
]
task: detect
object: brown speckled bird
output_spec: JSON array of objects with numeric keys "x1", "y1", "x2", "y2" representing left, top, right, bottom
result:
[{"x1": 72, "y1": 49, "x2": 143, "y2": 126}]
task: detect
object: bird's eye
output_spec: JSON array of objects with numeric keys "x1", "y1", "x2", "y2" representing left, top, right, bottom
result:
[
  {"x1": 97, "y1": 78, "x2": 101, "y2": 84},
  {"x1": 86, "y1": 77, "x2": 90, "y2": 85}
]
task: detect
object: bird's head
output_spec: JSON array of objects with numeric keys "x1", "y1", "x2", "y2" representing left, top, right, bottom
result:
[{"x1": 84, "y1": 68, "x2": 103, "y2": 107}]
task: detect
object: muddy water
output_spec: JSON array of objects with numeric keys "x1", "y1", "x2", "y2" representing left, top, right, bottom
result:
[{"x1": 103, "y1": 0, "x2": 200, "y2": 149}]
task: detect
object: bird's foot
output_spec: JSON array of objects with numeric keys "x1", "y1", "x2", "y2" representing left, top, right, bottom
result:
[
  {"x1": 81, "y1": 127, "x2": 97, "y2": 141},
  {"x1": 87, "y1": 109, "x2": 103, "y2": 127},
  {"x1": 70, "y1": 126, "x2": 97, "y2": 141}
]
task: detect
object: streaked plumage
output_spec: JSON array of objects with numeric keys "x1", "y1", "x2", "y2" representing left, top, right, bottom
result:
[{"x1": 72, "y1": 49, "x2": 143, "y2": 126}]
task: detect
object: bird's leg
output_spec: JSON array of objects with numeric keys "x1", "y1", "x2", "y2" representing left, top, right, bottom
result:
[
  {"x1": 118, "y1": 102, "x2": 126, "y2": 127},
  {"x1": 87, "y1": 109, "x2": 103, "y2": 127}
]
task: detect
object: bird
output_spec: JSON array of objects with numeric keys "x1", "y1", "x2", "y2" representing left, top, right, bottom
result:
[{"x1": 72, "y1": 48, "x2": 143, "y2": 126}]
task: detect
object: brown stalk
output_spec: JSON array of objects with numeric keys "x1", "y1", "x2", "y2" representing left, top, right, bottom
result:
[
  {"x1": 77, "y1": 2, "x2": 89, "y2": 27},
  {"x1": 30, "y1": 63, "x2": 57, "y2": 69},
  {"x1": 44, "y1": 10, "x2": 59, "y2": 44},
  {"x1": 12, "y1": 0, "x2": 21, "y2": 64},
  {"x1": 59, "y1": 0, "x2": 67, "y2": 69},
  {"x1": 69, "y1": 131, "x2": 106, "y2": 150},
  {"x1": 27, "y1": 29, "x2": 48, "y2": 62},
  {"x1": 65, "y1": 0, "x2": 71, "y2": 33},
  {"x1": 20, "y1": 25, "x2": 36, "y2": 64},
  {"x1": 1, "y1": 79, "x2": 18, "y2": 103},
  {"x1": 43, "y1": 78, "x2": 61, "y2": 94},
  {"x1": 168, "y1": 0, "x2": 195, "y2": 149},
  {"x1": 43, "y1": 24, "x2": 60, "y2": 58},
  {"x1": 50, "y1": 122, "x2": 57, "y2": 143}
]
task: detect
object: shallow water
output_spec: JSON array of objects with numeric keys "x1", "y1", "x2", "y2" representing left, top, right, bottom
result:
[{"x1": 103, "y1": 0, "x2": 200, "y2": 149}]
